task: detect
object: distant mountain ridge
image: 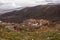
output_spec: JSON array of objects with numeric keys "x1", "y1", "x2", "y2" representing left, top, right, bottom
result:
[
  {"x1": 0, "y1": 7, "x2": 25, "y2": 15},
  {"x1": 0, "y1": 4, "x2": 60, "y2": 23}
]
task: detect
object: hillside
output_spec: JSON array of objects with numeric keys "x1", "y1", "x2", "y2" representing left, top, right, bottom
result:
[
  {"x1": 0, "y1": 4, "x2": 60, "y2": 23},
  {"x1": 0, "y1": 4, "x2": 60, "y2": 40}
]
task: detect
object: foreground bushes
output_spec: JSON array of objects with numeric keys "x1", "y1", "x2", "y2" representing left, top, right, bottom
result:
[
  {"x1": 0, "y1": 19, "x2": 56, "y2": 31},
  {"x1": 0, "y1": 28, "x2": 60, "y2": 40}
]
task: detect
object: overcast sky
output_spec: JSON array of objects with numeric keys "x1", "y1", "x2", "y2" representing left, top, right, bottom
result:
[{"x1": 0, "y1": 0, "x2": 60, "y2": 10}]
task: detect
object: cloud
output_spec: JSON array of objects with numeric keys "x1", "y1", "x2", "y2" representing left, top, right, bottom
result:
[{"x1": 0, "y1": 0, "x2": 60, "y2": 10}]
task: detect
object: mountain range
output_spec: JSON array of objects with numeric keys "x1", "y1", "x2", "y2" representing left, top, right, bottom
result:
[{"x1": 0, "y1": 4, "x2": 60, "y2": 23}]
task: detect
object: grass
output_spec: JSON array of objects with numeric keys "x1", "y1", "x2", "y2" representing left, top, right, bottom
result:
[{"x1": 0, "y1": 28, "x2": 60, "y2": 40}]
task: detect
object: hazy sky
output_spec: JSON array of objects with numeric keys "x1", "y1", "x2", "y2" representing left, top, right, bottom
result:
[{"x1": 0, "y1": 0, "x2": 60, "y2": 9}]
